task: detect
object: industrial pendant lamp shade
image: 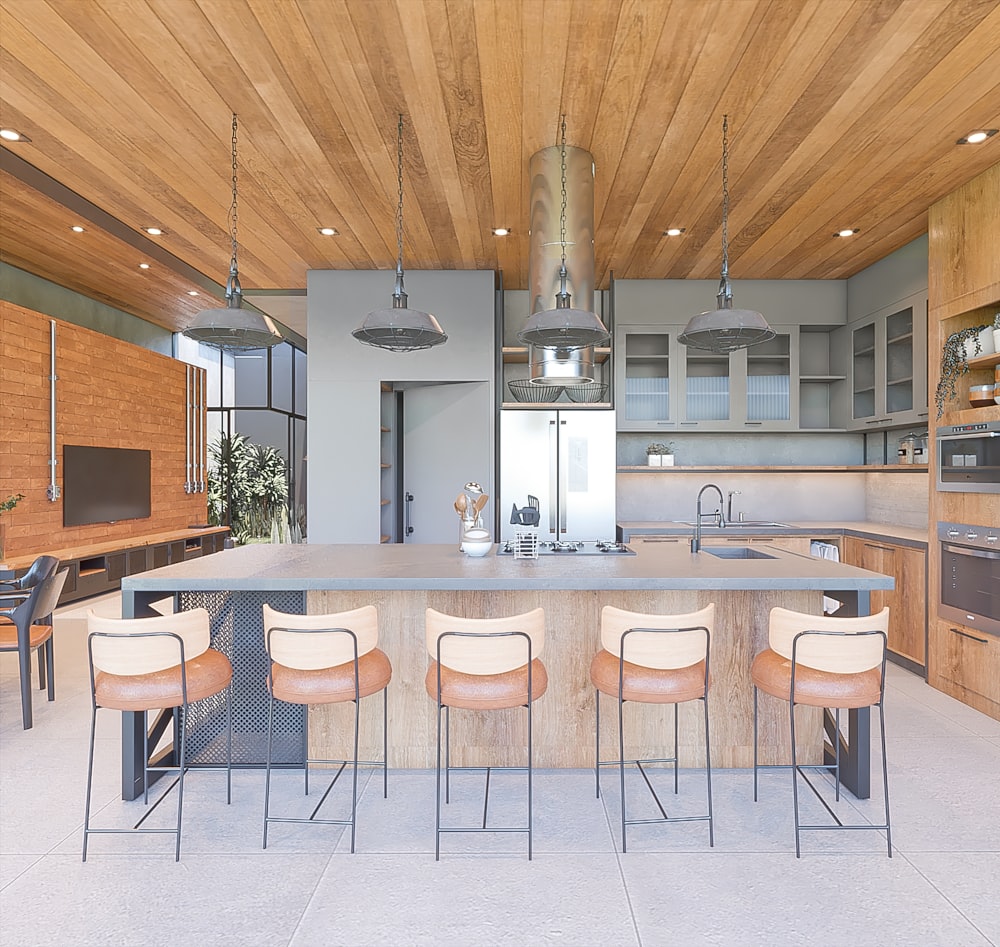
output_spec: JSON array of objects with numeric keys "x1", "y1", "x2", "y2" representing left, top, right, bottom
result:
[
  {"x1": 353, "y1": 116, "x2": 447, "y2": 352},
  {"x1": 183, "y1": 114, "x2": 282, "y2": 351},
  {"x1": 517, "y1": 116, "x2": 609, "y2": 351},
  {"x1": 678, "y1": 115, "x2": 774, "y2": 354}
]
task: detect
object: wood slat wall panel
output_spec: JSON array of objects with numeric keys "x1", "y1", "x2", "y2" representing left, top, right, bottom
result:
[{"x1": 1, "y1": 0, "x2": 999, "y2": 332}]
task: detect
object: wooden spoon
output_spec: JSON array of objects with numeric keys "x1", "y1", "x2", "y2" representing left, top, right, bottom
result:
[
  {"x1": 473, "y1": 493, "x2": 489, "y2": 515},
  {"x1": 454, "y1": 494, "x2": 467, "y2": 516}
]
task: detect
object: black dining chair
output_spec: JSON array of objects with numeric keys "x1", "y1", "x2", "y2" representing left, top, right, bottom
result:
[
  {"x1": 0, "y1": 555, "x2": 61, "y2": 694},
  {"x1": 0, "y1": 568, "x2": 69, "y2": 729}
]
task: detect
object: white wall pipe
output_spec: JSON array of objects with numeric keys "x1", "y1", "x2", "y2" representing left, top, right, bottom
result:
[
  {"x1": 185, "y1": 363, "x2": 192, "y2": 493},
  {"x1": 47, "y1": 320, "x2": 60, "y2": 501}
]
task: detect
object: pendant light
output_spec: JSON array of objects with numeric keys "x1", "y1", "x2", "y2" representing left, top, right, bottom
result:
[
  {"x1": 678, "y1": 115, "x2": 775, "y2": 354},
  {"x1": 517, "y1": 116, "x2": 610, "y2": 350},
  {"x1": 352, "y1": 115, "x2": 447, "y2": 352},
  {"x1": 183, "y1": 114, "x2": 282, "y2": 350}
]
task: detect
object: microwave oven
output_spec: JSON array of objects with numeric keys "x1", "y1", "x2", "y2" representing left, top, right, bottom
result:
[{"x1": 936, "y1": 421, "x2": 1000, "y2": 493}]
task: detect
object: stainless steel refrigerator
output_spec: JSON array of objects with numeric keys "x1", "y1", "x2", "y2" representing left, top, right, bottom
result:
[{"x1": 499, "y1": 410, "x2": 616, "y2": 542}]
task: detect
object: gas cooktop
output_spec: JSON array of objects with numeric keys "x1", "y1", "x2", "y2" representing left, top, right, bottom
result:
[{"x1": 497, "y1": 540, "x2": 636, "y2": 556}]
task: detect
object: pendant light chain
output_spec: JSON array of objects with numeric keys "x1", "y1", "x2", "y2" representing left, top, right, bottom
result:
[
  {"x1": 720, "y1": 113, "x2": 729, "y2": 282},
  {"x1": 395, "y1": 114, "x2": 405, "y2": 282},
  {"x1": 559, "y1": 114, "x2": 568, "y2": 274},
  {"x1": 229, "y1": 113, "x2": 239, "y2": 276}
]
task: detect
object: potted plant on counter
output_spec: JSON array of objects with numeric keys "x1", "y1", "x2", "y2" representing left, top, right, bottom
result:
[
  {"x1": 645, "y1": 442, "x2": 675, "y2": 466},
  {"x1": 935, "y1": 324, "x2": 990, "y2": 419}
]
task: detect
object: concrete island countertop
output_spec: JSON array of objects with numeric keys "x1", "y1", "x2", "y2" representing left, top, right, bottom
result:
[
  {"x1": 121, "y1": 539, "x2": 894, "y2": 593},
  {"x1": 618, "y1": 520, "x2": 929, "y2": 549}
]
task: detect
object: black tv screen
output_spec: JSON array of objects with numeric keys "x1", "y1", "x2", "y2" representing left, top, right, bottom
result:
[{"x1": 63, "y1": 445, "x2": 152, "y2": 527}]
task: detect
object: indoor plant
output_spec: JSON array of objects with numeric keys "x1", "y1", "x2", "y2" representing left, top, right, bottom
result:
[
  {"x1": 207, "y1": 433, "x2": 289, "y2": 544},
  {"x1": 0, "y1": 493, "x2": 25, "y2": 562},
  {"x1": 935, "y1": 325, "x2": 989, "y2": 418}
]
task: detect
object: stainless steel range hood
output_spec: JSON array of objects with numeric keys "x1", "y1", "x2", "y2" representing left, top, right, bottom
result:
[{"x1": 526, "y1": 143, "x2": 598, "y2": 385}]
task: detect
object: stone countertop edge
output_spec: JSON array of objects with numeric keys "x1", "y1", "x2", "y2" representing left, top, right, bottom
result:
[
  {"x1": 121, "y1": 541, "x2": 894, "y2": 593},
  {"x1": 617, "y1": 521, "x2": 929, "y2": 549}
]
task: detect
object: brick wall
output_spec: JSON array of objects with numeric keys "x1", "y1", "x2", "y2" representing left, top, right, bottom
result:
[{"x1": 0, "y1": 301, "x2": 207, "y2": 559}]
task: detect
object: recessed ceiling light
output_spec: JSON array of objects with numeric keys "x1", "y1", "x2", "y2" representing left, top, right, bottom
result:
[
  {"x1": 663, "y1": 228, "x2": 686, "y2": 236},
  {"x1": 70, "y1": 225, "x2": 85, "y2": 233},
  {"x1": 317, "y1": 227, "x2": 339, "y2": 236},
  {"x1": 188, "y1": 290, "x2": 199, "y2": 296},
  {"x1": 956, "y1": 129, "x2": 997, "y2": 145},
  {"x1": 492, "y1": 227, "x2": 511, "y2": 236},
  {"x1": 139, "y1": 263, "x2": 150, "y2": 269},
  {"x1": 144, "y1": 227, "x2": 165, "y2": 236},
  {"x1": 835, "y1": 228, "x2": 860, "y2": 237},
  {"x1": 1, "y1": 128, "x2": 31, "y2": 142}
]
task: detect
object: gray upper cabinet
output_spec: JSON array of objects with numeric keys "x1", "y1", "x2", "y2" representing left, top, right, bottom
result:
[
  {"x1": 838, "y1": 293, "x2": 928, "y2": 430},
  {"x1": 616, "y1": 323, "x2": 801, "y2": 432}
]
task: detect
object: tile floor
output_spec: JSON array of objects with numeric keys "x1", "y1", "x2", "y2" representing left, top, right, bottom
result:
[{"x1": 1, "y1": 592, "x2": 999, "y2": 946}]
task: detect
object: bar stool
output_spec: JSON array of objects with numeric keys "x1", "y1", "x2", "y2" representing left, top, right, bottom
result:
[
  {"x1": 261, "y1": 604, "x2": 391, "y2": 853},
  {"x1": 751, "y1": 605, "x2": 891, "y2": 857},
  {"x1": 424, "y1": 607, "x2": 547, "y2": 860},
  {"x1": 591, "y1": 603, "x2": 714, "y2": 852},
  {"x1": 83, "y1": 608, "x2": 233, "y2": 861}
]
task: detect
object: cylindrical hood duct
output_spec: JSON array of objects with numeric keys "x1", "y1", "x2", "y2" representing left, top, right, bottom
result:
[{"x1": 526, "y1": 144, "x2": 598, "y2": 385}]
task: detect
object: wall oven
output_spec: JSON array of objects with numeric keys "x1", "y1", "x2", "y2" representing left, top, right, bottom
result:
[
  {"x1": 936, "y1": 421, "x2": 1000, "y2": 493},
  {"x1": 938, "y1": 522, "x2": 1000, "y2": 637}
]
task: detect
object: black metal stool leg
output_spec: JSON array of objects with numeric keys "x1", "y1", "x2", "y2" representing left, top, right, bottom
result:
[
  {"x1": 790, "y1": 701, "x2": 801, "y2": 859},
  {"x1": 82, "y1": 704, "x2": 98, "y2": 861},
  {"x1": 382, "y1": 685, "x2": 389, "y2": 799},
  {"x1": 527, "y1": 699, "x2": 533, "y2": 861},
  {"x1": 594, "y1": 688, "x2": 601, "y2": 799},
  {"x1": 435, "y1": 701, "x2": 443, "y2": 861},
  {"x1": 880, "y1": 702, "x2": 892, "y2": 857},
  {"x1": 752, "y1": 685, "x2": 760, "y2": 802},
  {"x1": 618, "y1": 692, "x2": 627, "y2": 854},
  {"x1": 703, "y1": 692, "x2": 714, "y2": 847},
  {"x1": 263, "y1": 695, "x2": 276, "y2": 849},
  {"x1": 673, "y1": 702, "x2": 679, "y2": 795}
]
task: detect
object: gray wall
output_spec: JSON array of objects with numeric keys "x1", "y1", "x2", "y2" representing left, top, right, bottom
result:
[
  {"x1": 306, "y1": 269, "x2": 496, "y2": 543},
  {"x1": 614, "y1": 278, "x2": 847, "y2": 328},
  {"x1": 0, "y1": 262, "x2": 173, "y2": 355},
  {"x1": 846, "y1": 235, "x2": 928, "y2": 322}
]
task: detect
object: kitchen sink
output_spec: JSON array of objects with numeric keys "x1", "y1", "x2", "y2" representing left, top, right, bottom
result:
[
  {"x1": 701, "y1": 546, "x2": 777, "y2": 560},
  {"x1": 674, "y1": 520, "x2": 791, "y2": 529}
]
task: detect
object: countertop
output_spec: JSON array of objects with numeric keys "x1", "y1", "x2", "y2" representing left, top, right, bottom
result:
[
  {"x1": 617, "y1": 520, "x2": 929, "y2": 549},
  {"x1": 121, "y1": 540, "x2": 894, "y2": 593}
]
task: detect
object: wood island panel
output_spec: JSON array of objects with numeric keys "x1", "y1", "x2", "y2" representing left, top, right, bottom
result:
[{"x1": 307, "y1": 587, "x2": 823, "y2": 771}]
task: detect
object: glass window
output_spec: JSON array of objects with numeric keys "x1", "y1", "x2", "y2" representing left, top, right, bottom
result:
[
  {"x1": 294, "y1": 347, "x2": 308, "y2": 414},
  {"x1": 271, "y1": 343, "x2": 293, "y2": 412},
  {"x1": 234, "y1": 348, "x2": 269, "y2": 407}
]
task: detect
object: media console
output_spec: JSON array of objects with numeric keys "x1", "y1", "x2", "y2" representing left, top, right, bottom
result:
[{"x1": 2, "y1": 527, "x2": 230, "y2": 605}]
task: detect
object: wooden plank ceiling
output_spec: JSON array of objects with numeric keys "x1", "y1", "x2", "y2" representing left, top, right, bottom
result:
[{"x1": 1, "y1": 0, "x2": 999, "y2": 335}]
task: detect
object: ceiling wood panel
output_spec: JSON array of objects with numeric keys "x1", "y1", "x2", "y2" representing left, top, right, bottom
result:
[{"x1": 1, "y1": 0, "x2": 998, "y2": 335}]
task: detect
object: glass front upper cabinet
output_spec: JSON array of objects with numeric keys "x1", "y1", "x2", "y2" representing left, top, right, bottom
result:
[{"x1": 619, "y1": 327, "x2": 672, "y2": 428}]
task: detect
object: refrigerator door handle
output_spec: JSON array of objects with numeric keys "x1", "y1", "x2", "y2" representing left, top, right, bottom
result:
[
  {"x1": 559, "y1": 420, "x2": 568, "y2": 533},
  {"x1": 549, "y1": 419, "x2": 558, "y2": 535}
]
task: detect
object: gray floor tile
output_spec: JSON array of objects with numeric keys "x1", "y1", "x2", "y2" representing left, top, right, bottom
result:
[
  {"x1": 290, "y1": 852, "x2": 639, "y2": 947},
  {"x1": 906, "y1": 851, "x2": 1000, "y2": 945},
  {"x1": 621, "y1": 852, "x2": 994, "y2": 947},
  {"x1": 0, "y1": 852, "x2": 331, "y2": 947}
]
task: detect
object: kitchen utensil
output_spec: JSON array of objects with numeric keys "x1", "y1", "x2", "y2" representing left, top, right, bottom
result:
[
  {"x1": 473, "y1": 493, "x2": 489, "y2": 516},
  {"x1": 454, "y1": 494, "x2": 467, "y2": 516},
  {"x1": 969, "y1": 384, "x2": 994, "y2": 407}
]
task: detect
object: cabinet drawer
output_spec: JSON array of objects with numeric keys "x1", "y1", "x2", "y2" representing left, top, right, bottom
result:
[{"x1": 936, "y1": 622, "x2": 1000, "y2": 707}]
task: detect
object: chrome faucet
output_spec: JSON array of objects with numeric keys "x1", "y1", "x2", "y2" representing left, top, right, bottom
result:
[
  {"x1": 727, "y1": 490, "x2": 742, "y2": 524},
  {"x1": 691, "y1": 483, "x2": 725, "y2": 553}
]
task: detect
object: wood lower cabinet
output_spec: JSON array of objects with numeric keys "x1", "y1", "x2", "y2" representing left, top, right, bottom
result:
[
  {"x1": 931, "y1": 621, "x2": 1000, "y2": 717},
  {"x1": 842, "y1": 536, "x2": 926, "y2": 669}
]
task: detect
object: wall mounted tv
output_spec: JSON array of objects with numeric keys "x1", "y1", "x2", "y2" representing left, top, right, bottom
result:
[{"x1": 63, "y1": 445, "x2": 152, "y2": 527}]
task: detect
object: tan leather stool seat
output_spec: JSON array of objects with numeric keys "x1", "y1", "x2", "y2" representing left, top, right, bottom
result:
[
  {"x1": 271, "y1": 647, "x2": 392, "y2": 704},
  {"x1": 94, "y1": 648, "x2": 233, "y2": 712},
  {"x1": 750, "y1": 648, "x2": 882, "y2": 709},
  {"x1": 425, "y1": 657, "x2": 548, "y2": 710},
  {"x1": 0, "y1": 621, "x2": 52, "y2": 650},
  {"x1": 590, "y1": 649, "x2": 709, "y2": 704}
]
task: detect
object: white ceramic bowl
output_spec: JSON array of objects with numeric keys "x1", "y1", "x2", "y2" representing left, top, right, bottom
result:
[{"x1": 461, "y1": 540, "x2": 493, "y2": 557}]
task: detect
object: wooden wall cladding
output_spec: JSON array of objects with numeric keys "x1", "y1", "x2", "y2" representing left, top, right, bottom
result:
[
  {"x1": 0, "y1": 301, "x2": 207, "y2": 559},
  {"x1": 928, "y1": 163, "x2": 1000, "y2": 320}
]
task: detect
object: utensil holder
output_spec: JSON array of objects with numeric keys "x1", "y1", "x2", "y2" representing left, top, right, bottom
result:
[{"x1": 513, "y1": 528, "x2": 539, "y2": 559}]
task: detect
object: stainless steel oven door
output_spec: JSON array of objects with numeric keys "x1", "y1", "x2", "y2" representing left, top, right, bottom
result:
[
  {"x1": 936, "y1": 424, "x2": 1000, "y2": 493},
  {"x1": 939, "y1": 542, "x2": 1000, "y2": 637}
]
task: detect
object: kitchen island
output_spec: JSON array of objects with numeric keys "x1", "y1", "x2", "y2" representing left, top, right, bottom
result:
[{"x1": 120, "y1": 542, "x2": 893, "y2": 800}]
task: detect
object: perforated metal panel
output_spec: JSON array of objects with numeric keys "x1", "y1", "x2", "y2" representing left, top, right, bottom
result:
[{"x1": 179, "y1": 591, "x2": 306, "y2": 766}]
